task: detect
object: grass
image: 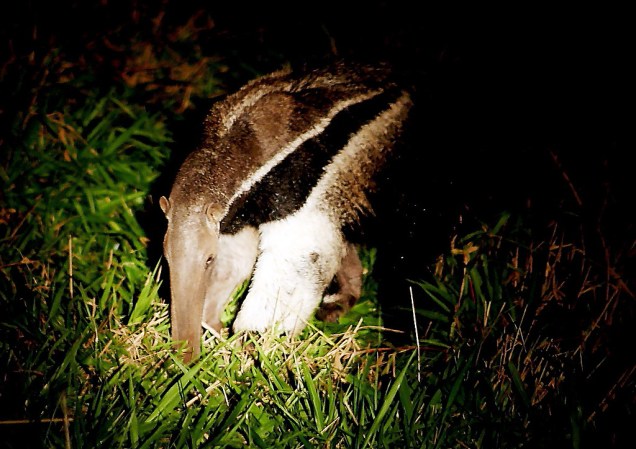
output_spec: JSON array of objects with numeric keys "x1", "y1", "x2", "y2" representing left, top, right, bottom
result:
[{"x1": 1, "y1": 4, "x2": 633, "y2": 448}]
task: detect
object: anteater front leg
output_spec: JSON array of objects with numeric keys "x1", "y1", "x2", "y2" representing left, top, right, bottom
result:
[
  {"x1": 316, "y1": 243, "x2": 363, "y2": 323},
  {"x1": 232, "y1": 208, "x2": 347, "y2": 335},
  {"x1": 202, "y1": 226, "x2": 259, "y2": 332}
]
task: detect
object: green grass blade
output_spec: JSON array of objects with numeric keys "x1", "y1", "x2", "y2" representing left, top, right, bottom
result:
[
  {"x1": 302, "y1": 363, "x2": 325, "y2": 431},
  {"x1": 147, "y1": 357, "x2": 203, "y2": 422},
  {"x1": 129, "y1": 263, "x2": 162, "y2": 325},
  {"x1": 362, "y1": 352, "x2": 416, "y2": 449},
  {"x1": 507, "y1": 361, "x2": 530, "y2": 409}
]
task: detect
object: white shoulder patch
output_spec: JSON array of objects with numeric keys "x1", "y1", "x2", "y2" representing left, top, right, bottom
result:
[{"x1": 232, "y1": 206, "x2": 345, "y2": 334}]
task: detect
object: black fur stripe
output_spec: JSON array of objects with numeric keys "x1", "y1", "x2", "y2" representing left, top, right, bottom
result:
[{"x1": 220, "y1": 88, "x2": 402, "y2": 234}]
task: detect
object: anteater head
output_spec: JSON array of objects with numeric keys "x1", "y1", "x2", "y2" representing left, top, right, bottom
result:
[{"x1": 159, "y1": 190, "x2": 224, "y2": 362}]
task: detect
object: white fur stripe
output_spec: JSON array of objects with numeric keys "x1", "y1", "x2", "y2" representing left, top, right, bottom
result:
[
  {"x1": 304, "y1": 92, "x2": 413, "y2": 217},
  {"x1": 221, "y1": 68, "x2": 359, "y2": 134},
  {"x1": 221, "y1": 68, "x2": 293, "y2": 132},
  {"x1": 222, "y1": 89, "x2": 386, "y2": 220}
]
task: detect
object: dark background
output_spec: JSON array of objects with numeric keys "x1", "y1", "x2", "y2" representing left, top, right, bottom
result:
[{"x1": 1, "y1": 2, "x2": 633, "y2": 446}]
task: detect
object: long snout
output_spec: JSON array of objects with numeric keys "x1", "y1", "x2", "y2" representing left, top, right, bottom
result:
[{"x1": 169, "y1": 261, "x2": 207, "y2": 363}]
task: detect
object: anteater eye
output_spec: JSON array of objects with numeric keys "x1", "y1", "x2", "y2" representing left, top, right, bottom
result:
[{"x1": 205, "y1": 256, "x2": 214, "y2": 268}]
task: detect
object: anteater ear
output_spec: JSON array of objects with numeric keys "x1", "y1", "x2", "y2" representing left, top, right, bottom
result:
[
  {"x1": 205, "y1": 203, "x2": 223, "y2": 233},
  {"x1": 159, "y1": 196, "x2": 170, "y2": 215}
]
